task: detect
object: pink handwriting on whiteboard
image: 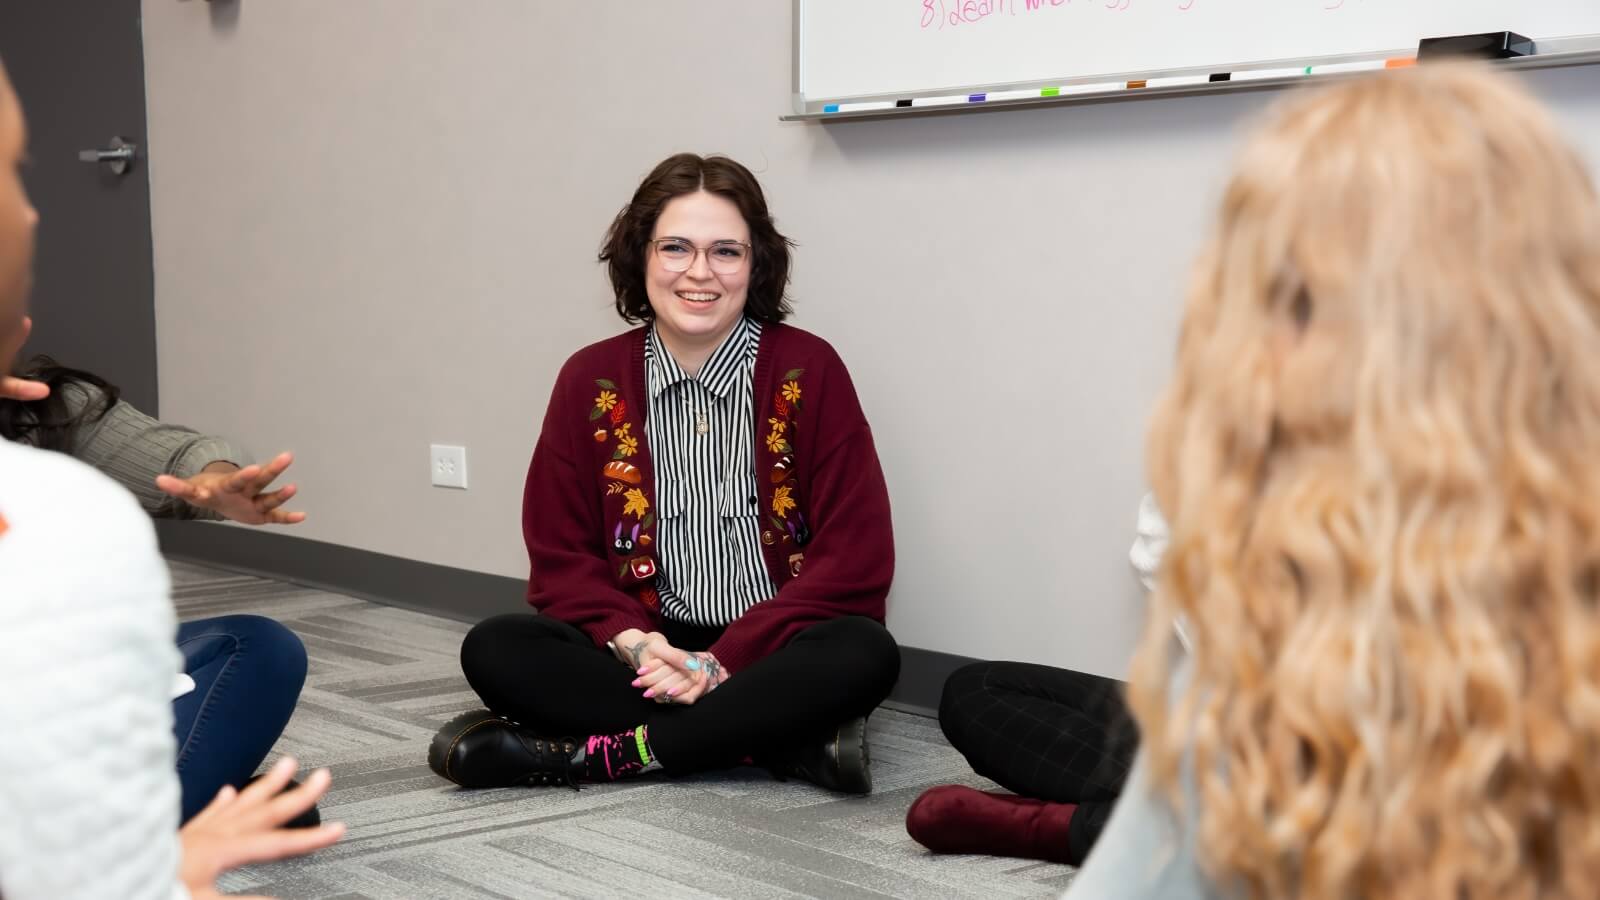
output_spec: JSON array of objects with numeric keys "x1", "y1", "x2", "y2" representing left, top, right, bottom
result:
[{"x1": 921, "y1": 0, "x2": 1301, "y2": 31}]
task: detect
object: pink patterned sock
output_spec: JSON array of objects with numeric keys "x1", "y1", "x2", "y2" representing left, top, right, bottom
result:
[{"x1": 581, "y1": 725, "x2": 657, "y2": 782}]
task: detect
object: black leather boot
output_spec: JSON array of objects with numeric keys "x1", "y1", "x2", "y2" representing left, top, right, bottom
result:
[
  {"x1": 428, "y1": 709, "x2": 583, "y2": 790},
  {"x1": 763, "y1": 716, "x2": 871, "y2": 795}
]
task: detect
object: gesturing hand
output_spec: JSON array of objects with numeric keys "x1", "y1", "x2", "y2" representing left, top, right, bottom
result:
[
  {"x1": 179, "y1": 756, "x2": 345, "y2": 900},
  {"x1": 155, "y1": 452, "x2": 306, "y2": 525}
]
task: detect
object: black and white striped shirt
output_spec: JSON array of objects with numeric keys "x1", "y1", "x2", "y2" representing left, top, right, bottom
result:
[{"x1": 645, "y1": 318, "x2": 776, "y2": 626}]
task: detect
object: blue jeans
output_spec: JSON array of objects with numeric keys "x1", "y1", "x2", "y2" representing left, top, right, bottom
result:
[{"x1": 173, "y1": 615, "x2": 307, "y2": 823}]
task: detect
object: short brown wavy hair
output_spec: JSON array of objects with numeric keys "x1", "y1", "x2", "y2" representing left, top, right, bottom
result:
[{"x1": 599, "y1": 154, "x2": 794, "y2": 325}]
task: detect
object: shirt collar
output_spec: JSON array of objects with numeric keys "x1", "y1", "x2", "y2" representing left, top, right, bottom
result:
[{"x1": 646, "y1": 317, "x2": 761, "y2": 401}]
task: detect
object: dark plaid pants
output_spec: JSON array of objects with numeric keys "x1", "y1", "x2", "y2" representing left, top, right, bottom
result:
[{"x1": 938, "y1": 661, "x2": 1139, "y2": 853}]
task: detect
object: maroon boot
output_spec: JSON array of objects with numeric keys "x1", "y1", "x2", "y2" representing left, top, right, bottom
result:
[{"x1": 906, "y1": 784, "x2": 1082, "y2": 864}]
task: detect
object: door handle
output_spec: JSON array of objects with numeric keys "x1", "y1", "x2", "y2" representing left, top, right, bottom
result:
[{"x1": 78, "y1": 136, "x2": 138, "y2": 175}]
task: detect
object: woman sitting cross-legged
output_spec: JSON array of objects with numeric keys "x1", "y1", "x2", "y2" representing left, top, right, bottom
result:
[{"x1": 429, "y1": 153, "x2": 900, "y2": 793}]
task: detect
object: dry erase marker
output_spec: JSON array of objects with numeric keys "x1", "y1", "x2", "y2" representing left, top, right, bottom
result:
[
  {"x1": 1231, "y1": 67, "x2": 1307, "y2": 83},
  {"x1": 910, "y1": 94, "x2": 971, "y2": 108},
  {"x1": 1061, "y1": 81, "x2": 1124, "y2": 96},
  {"x1": 1308, "y1": 60, "x2": 1387, "y2": 75},
  {"x1": 836, "y1": 100, "x2": 896, "y2": 113},
  {"x1": 1146, "y1": 74, "x2": 1210, "y2": 88}
]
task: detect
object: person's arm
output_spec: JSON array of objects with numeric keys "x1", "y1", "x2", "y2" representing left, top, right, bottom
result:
[
  {"x1": 61, "y1": 383, "x2": 304, "y2": 525},
  {"x1": 61, "y1": 382, "x2": 244, "y2": 519},
  {"x1": 708, "y1": 357, "x2": 894, "y2": 675},
  {"x1": 523, "y1": 364, "x2": 659, "y2": 646},
  {"x1": 0, "y1": 451, "x2": 186, "y2": 899}
]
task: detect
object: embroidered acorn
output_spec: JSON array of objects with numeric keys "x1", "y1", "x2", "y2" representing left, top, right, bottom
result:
[
  {"x1": 593, "y1": 429, "x2": 607, "y2": 442},
  {"x1": 770, "y1": 454, "x2": 795, "y2": 484},
  {"x1": 603, "y1": 460, "x2": 642, "y2": 484}
]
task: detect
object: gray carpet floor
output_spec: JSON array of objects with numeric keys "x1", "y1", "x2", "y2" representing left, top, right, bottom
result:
[{"x1": 168, "y1": 558, "x2": 1076, "y2": 899}]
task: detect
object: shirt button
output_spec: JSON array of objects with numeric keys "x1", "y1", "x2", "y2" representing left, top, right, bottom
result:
[{"x1": 748, "y1": 496, "x2": 757, "y2": 505}]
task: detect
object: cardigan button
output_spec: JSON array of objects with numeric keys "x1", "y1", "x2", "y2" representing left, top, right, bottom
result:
[{"x1": 761, "y1": 530, "x2": 775, "y2": 545}]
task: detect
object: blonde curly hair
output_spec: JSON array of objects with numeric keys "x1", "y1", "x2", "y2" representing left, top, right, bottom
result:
[{"x1": 1133, "y1": 64, "x2": 1600, "y2": 899}]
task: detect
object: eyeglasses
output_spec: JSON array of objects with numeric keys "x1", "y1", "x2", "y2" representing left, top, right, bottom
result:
[{"x1": 649, "y1": 238, "x2": 751, "y2": 275}]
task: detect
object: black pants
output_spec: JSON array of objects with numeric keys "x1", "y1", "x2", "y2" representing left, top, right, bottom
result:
[
  {"x1": 461, "y1": 613, "x2": 900, "y2": 774},
  {"x1": 939, "y1": 661, "x2": 1138, "y2": 846}
]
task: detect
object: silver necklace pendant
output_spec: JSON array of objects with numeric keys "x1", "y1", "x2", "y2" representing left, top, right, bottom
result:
[{"x1": 695, "y1": 411, "x2": 710, "y2": 435}]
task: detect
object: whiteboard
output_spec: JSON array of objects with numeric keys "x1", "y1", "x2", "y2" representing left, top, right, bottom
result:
[{"x1": 797, "y1": 0, "x2": 1600, "y2": 103}]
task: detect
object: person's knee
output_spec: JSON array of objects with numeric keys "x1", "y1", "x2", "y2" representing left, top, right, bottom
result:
[
  {"x1": 205, "y1": 615, "x2": 308, "y2": 687},
  {"x1": 825, "y1": 616, "x2": 901, "y2": 691},
  {"x1": 939, "y1": 661, "x2": 1000, "y2": 745},
  {"x1": 461, "y1": 614, "x2": 541, "y2": 688}
]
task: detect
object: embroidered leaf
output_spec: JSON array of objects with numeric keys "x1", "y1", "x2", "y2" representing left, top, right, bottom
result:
[
  {"x1": 612, "y1": 446, "x2": 625, "y2": 460},
  {"x1": 589, "y1": 406, "x2": 606, "y2": 422},
  {"x1": 622, "y1": 488, "x2": 650, "y2": 519},
  {"x1": 641, "y1": 513, "x2": 655, "y2": 529},
  {"x1": 606, "y1": 482, "x2": 626, "y2": 496},
  {"x1": 769, "y1": 516, "x2": 786, "y2": 530},
  {"x1": 595, "y1": 378, "x2": 617, "y2": 390},
  {"x1": 772, "y1": 484, "x2": 798, "y2": 517},
  {"x1": 782, "y1": 368, "x2": 805, "y2": 381},
  {"x1": 618, "y1": 561, "x2": 629, "y2": 577}
]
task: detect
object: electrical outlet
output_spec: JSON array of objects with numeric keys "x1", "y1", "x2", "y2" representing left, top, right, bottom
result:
[{"x1": 430, "y1": 444, "x2": 468, "y2": 489}]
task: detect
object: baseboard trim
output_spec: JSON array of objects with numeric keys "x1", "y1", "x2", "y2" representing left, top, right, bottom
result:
[{"x1": 155, "y1": 521, "x2": 973, "y2": 717}]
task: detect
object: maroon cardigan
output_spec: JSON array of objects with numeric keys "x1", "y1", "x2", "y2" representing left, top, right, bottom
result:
[{"x1": 521, "y1": 322, "x2": 894, "y2": 673}]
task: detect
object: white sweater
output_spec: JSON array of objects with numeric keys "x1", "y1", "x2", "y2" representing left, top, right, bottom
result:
[{"x1": 0, "y1": 439, "x2": 186, "y2": 900}]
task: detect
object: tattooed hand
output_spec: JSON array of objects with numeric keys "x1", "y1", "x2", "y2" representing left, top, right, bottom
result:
[
  {"x1": 687, "y1": 652, "x2": 728, "y2": 694},
  {"x1": 631, "y1": 645, "x2": 732, "y2": 707},
  {"x1": 610, "y1": 629, "x2": 666, "y2": 670}
]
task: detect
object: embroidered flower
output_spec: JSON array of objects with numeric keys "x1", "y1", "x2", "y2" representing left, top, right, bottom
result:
[
  {"x1": 781, "y1": 381, "x2": 802, "y2": 403},
  {"x1": 616, "y1": 434, "x2": 639, "y2": 457},
  {"x1": 765, "y1": 431, "x2": 786, "y2": 453},
  {"x1": 610, "y1": 398, "x2": 627, "y2": 426},
  {"x1": 594, "y1": 390, "x2": 618, "y2": 412},
  {"x1": 614, "y1": 422, "x2": 632, "y2": 438},
  {"x1": 772, "y1": 484, "x2": 797, "y2": 517},
  {"x1": 768, "y1": 418, "x2": 786, "y2": 434},
  {"x1": 623, "y1": 488, "x2": 650, "y2": 519}
]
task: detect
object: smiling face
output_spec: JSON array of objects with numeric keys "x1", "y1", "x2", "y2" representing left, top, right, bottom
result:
[
  {"x1": 644, "y1": 190, "x2": 751, "y2": 366},
  {"x1": 0, "y1": 65, "x2": 37, "y2": 365}
]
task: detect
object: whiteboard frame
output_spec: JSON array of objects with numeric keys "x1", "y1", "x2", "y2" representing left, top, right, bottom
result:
[{"x1": 787, "y1": 9, "x2": 1600, "y2": 123}]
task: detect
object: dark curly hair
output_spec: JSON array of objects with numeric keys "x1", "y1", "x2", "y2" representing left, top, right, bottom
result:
[
  {"x1": 0, "y1": 355, "x2": 119, "y2": 452},
  {"x1": 599, "y1": 153, "x2": 794, "y2": 324}
]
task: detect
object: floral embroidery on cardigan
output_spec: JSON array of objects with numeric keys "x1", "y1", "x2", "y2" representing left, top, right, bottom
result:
[
  {"x1": 766, "y1": 368, "x2": 810, "y2": 548},
  {"x1": 588, "y1": 377, "x2": 658, "y2": 595}
]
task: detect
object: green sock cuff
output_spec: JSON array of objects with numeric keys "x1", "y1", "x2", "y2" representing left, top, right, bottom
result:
[{"x1": 634, "y1": 725, "x2": 652, "y2": 765}]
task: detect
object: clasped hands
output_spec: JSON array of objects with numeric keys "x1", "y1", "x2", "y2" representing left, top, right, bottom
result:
[{"x1": 611, "y1": 628, "x2": 729, "y2": 706}]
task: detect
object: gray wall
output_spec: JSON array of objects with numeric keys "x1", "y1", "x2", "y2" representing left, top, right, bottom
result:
[{"x1": 138, "y1": 1, "x2": 1600, "y2": 678}]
